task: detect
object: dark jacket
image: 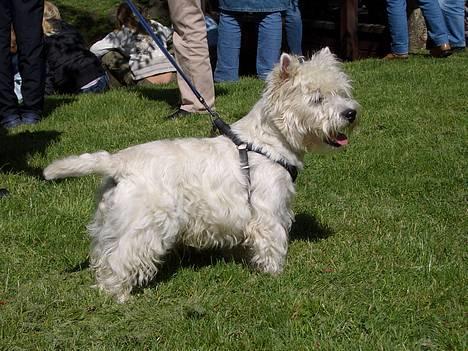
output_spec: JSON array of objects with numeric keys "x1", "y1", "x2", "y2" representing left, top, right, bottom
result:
[{"x1": 44, "y1": 20, "x2": 104, "y2": 94}]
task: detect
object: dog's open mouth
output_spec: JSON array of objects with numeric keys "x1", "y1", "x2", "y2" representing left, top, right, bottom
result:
[{"x1": 325, "y1": 133, "x2": 349, "y2": 147}]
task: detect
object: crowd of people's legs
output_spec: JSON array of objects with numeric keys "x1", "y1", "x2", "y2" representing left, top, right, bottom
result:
[
  {"x1": 0, "y1": 0, "x2": 466, "y2": 195},
  {"x1": 385, "y1": 0, "x2": 465, "y2": 59}
]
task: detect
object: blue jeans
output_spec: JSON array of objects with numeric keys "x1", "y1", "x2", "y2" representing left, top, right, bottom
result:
[
  {"x1": 386, "y1": 0, "x2": 449, "y2": 54},
  {"x1": 284, "y1": 0, "x2": 303, "y2": 55},
  {"x1": 438, "y1": 0, "x2": 466, "y2": 47},
  {"x1": 80, "y1": 74, "x2": 109, "y2": 93},
  {"x1": 215, "y1": 10, "x2": 283, "y2": 81}
]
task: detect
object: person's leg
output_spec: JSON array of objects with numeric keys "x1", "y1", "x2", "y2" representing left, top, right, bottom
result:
[
  {"x1": 0, "y1": 1, "x2": 19, "y2": 121},
  {"x1": 214, "y1": 11, "x2": 242, "y2": 82},
  {"x1": 418, "y1": 0, "x2": 450, "y2": 46},
  {"x1": 168, "y1": 0, "x2": 215, "y2": 113},
  {"x1": 386, "y1": 0, "x2": 410, "y2": 54},
  {"x1": 12, "y1": 0, "x2": 45, "y2": 117},
  {"x1": 100, "y1": 51, "x2": 134, "y2": 87},
  {"x1": 438, "y1": 0, "x2": 465, "y2": 48},
  {"x1": 141, "y1": 72, "x2": 174, "y2": 85},
  {"x1": 284, "y1": 0, "x2": 303, "y2": 55},
  {"x1": 256, "y1": 12, "x2": 283, "y2": 80},
  {"x1": 80, "y1": 74, "x2": 108, "y2": 93}
]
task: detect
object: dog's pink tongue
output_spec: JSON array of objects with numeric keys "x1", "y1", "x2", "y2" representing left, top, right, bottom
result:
[{"x1": 336, "y1": 133, "x2": 348, "y2": 145}]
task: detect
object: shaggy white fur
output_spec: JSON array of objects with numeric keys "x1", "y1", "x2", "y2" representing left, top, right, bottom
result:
[{"x1": 44, "y1": 49, "x2": 359, "y2": 303}]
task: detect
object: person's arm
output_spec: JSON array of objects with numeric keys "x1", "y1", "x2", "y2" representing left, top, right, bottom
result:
[
  {"x1": 90, "y1": 31, "x2": 122, "y2": 57},
  {"x1": 150, "y1": 20, "x2": 173, "y2": 48}
]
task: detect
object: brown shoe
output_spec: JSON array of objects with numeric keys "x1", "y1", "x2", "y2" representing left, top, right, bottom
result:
[
  {"x1": 429, "y1": 43, "x2": 452, "y2": 58},
  {"x1": 383, "y1": 53, "x2": 409, "y2": 60}
]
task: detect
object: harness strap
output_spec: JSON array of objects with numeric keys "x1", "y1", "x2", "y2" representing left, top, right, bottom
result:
[
  {"x1": 247, "y1": 145, "x2": 298, "y2": 182},
  {"x1": 213, "y1": 118, "x2": 298, "y2": 183},
  {"x1": 237, "y1": 144, "x2": 251, "y2": 200}
]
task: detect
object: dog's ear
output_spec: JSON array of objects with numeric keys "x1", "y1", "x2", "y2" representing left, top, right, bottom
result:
[
  {"x1": 279, "y1": 53, "x2": 293, "y2": 79},
  {"x1": 317, "y1": 47, "x2": 337, "y2": 62},
  {"x1": 322, "y1": 47, "x2": 332, "y2": 55}
]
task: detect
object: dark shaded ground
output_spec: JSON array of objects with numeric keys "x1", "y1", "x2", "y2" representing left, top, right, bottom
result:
[{"x1": 0, "y1": 130, "x2": 61, "y2": 179}]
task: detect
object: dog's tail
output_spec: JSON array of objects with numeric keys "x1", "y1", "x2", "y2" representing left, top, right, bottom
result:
[{"x1": 44, "y1": 151, "x2": 117, "y2": 180}]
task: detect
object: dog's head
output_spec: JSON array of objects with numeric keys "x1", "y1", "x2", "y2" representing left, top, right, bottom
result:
[{"x1": 263, "y1": 48, "x2": 359, "y2": 153}]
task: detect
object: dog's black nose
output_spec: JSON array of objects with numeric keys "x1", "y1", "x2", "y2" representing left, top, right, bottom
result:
[{"x1": 342, "y1": 109, "x2": 357, "y2": 123}]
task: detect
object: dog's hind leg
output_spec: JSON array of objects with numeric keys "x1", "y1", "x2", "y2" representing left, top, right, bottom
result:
[
  {"x1": 245, "y1": 215, "x2": 289, "y2": 275},
  {"x1": 90, "y1": 218, "x2": 179, "y2": 302},
  {"x1": 89, "y1": 181, "x2": 179, "y2": 302}
]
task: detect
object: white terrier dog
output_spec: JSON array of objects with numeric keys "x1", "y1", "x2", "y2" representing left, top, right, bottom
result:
[{"x1": 44, "y1": 48, "x2": 359, "y2": 302}]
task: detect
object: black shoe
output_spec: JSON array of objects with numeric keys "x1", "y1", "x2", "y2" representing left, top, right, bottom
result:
[
  {"x1": 166, "y1": 108, "x2": 191, "y2": 120},
  {"x1": 451, "y1": 47, "x2": 465, "y2": 53},
  {"x1": 21, "y1": 112, "x2": 41, "y2": 125},
  {"x1": 1, "y1": 114, "x2": 22, "y2": 129}
]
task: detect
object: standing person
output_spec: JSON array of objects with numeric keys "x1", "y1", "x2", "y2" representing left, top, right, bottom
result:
[
  {"x1": 385, "y1": 0, "x2": 452, "y2": 59},
  {"x1": 214, "y1": 0, "x2": 289, "y2": 82},
  {"x1": 0, "y1": 0, "x2": 45, "y2": 128},
  {"x1": 284, "y1": 0, "x2": 303, "y2": 55},
  {"x1": 166, "y1": 0, "x2": 215, "y2": 119},
  {"x1": 438, "y1": 0, "x2": 466, "y2": 51}
]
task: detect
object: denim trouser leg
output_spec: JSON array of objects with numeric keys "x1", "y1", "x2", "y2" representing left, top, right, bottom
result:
[
  {"x1": 438, "y1": 0, "x2": 465, "y2": 47},
  {"x1": 257, "y1": 12, "x2": 283, "y2": 80},
  {"x1": 418, "y1": 0, "x2": 449, "y2": 46},
  {"x1": 215, "y1": 11, "x2": 241, "y2": 82},
  {"x1": 284, "y1": 0, "x2": 303, "y2": 55},
  {"x1": 386, "y1": 0, "x2": 409, "y2": 54}
]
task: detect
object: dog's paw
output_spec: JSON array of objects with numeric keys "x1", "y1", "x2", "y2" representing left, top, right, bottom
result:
[
  {"x1": 91, "y1": 283, "x2": 131, "y2": 303},
  {"x1": 115, "y1": 293, "x2": 130, "y2": 304},
  {"x1": 252, "y1": 255, "x2": 284, "y2": 275}
]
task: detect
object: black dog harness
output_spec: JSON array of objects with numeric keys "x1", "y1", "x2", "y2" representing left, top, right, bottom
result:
[{"x1": 213, "y1": 118, "x2": 298, "y2": 188}]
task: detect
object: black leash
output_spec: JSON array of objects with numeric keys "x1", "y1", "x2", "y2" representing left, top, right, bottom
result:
[
  {"x1": 124, "y1": 0, "x2": 297, "y2": 187},
  {"x1": 124, "y1": 0, "x2": 218, "y2": 123}
]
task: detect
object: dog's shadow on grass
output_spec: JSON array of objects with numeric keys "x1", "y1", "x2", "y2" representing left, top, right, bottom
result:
[
  {"x1": 0, "y1": 129, "x2": 61, "y2": 179},
  {"x1": 146, "y1": 213, "x2": 333, "y2": 288},
  {"x1": 290, "y1": 213, "x2": 334, "y2": 242}
]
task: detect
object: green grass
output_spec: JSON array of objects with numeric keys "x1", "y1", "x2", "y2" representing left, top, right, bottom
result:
[{"x1": 1, "y1": 2, "x2": 467, "y2": 347}]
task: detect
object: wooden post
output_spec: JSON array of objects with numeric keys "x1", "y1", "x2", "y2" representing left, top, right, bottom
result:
[{"x1": 340, "y1": 0, "x2": 359, "y2": 60}]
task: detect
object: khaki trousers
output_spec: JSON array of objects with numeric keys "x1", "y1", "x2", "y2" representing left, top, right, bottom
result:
[{"x1": 168, "y1": 0, "x2": 215, "y2": 112}]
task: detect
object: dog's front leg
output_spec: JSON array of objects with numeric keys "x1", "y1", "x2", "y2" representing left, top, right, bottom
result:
[{"x1": 245, "y1": 216, "x2": 288, "y2": 274}]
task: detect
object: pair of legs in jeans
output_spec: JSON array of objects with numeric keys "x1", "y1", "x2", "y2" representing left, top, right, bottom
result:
[
  {"x1": 215, "y1": 10, "x2": 282, "y2": 81},
  {"x1": 438, "y1": 0, "x2": 466, "y2": 49},
  {"x1": 215, "y1": 0, "x2": 303, "y2": 82},
  {"x1": 386, "y1": 0, "x2": 450, "y2": 55},
  {"x1": 284, "y1": 0, "x2": 303, "y2": 55}
]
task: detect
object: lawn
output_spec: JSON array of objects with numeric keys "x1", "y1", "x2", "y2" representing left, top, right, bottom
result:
[{"x1": 1, "y1": 2, "x2": 467, "y2": 350}]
